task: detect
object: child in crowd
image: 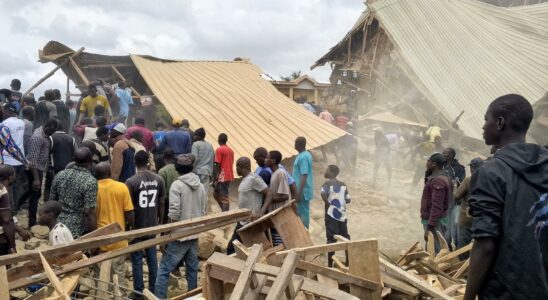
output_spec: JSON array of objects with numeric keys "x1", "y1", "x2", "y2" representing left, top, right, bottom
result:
[
  {"x1": 0, "y1": 165, "x2": 30, "y2": 255},
  {"x1": 38, "y1": 200, "x2": 74, "y2": 246},
  {"x1": 320, "y1": 165, "x2": 351, "y2": 267}
]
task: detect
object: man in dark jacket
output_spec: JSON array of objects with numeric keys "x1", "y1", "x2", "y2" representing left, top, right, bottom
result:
[
  {"x1": 420, "y1": 152, "x2": 452, "y2": 254},
  {"x1": 443, "y1": 147, "x2": 466, "y2": 250},
  {"x1": 465, "y1": 94, "x2": 548, "y2": 300}
]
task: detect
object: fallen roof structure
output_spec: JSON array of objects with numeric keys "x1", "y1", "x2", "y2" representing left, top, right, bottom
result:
[
  {"x1": 312, "y1": 0, "x2": 548, "y2": 141},
  {"x1": 36, "y1": 41, "x2": 347, "y2": 163}
]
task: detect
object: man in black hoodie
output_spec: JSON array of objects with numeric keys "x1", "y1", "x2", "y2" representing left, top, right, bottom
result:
[{"x1": 465, "y1": 94, "x2": 548, "y2": 299}]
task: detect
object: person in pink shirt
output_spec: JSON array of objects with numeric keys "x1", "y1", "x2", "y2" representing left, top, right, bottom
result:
[
  {"x1": 126, "y1": 117, "x2": 154, "y2": 151},
  {"x1": 319, "y1": 107, "x2": 334, "y2": 124}
]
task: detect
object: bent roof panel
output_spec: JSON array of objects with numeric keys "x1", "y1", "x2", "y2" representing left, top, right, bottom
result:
[
  {"x1": 316, "y1": 0, "x2": 547, "y2": 140},
  {"x1": 130, "y1": 55, "x2": 347, "y2": 161}
]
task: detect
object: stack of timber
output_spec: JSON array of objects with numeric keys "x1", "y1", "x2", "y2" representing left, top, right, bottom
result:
[
  {"x1": 384, "y1": 233, "x2": 472, "y2": 300},
  {"x1": 0, "y1": 209, "x2": 251, "y2": 300}
]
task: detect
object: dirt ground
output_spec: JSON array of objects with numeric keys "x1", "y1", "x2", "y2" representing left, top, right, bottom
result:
[{"x1": 306, "y1": 146, "x2": 425, "y2": 258}]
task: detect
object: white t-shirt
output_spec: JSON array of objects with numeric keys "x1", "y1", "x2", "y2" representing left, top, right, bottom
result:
[
  {"x1": 82, "y1": 127, "x2": 98, "y2": 142},
  {"x1": 49, "y1": 223, "x2": 74, "y2": 246},
  {"x1": 1, "y1": 117, "x2": 25, "y2": 166}
]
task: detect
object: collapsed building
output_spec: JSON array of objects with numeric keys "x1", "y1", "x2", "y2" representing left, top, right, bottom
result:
[
  {"x1": 312, "y1": 0, "x2": 548, "y2": 150},
  {"x1": 34, "y1": 41, "x2": 347, "y2": 165}
]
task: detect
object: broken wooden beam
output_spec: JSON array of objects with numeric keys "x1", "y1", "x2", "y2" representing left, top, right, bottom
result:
[
  {"x1": 206, "y1": 252, "x2": 359, "y2": 300},
  {"x1": 24, "y1": 47, "x2": 85, "y2": 96},
  {"x1": 69, "y1": 56, "x2": 90, "y2": 86},
  {"x1": 9, "y1": 213, "x2": 249, "y2": 290},
  {"x1": 0, "y1": 209, "x2": 250, "y2": 267},
  {"x1": 435, "y1": 243, "x2": 473, "y2": 264},
  {"x1": 265, "y1": 251, "x2": 299, "y2": 300},
  {"x1": 296, "y1": 260, "x2": 378, "y2": 290},
  {"x1": 230, "y1": 244, "x2": 263, "y2": 300},
  {"x1": 379, "y1": 257, "x2": 453, "y2": 300}
]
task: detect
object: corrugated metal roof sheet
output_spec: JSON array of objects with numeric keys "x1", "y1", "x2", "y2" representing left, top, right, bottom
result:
[
  {"x1": 366, "y1": 0, "x2": 548, "y2": 139},
  {"x1": 314, "y1": 0, "x2": 547, "y2": 140},
  {"x1": 130, "y1": 55, "x2": 347, "y2": 163}
]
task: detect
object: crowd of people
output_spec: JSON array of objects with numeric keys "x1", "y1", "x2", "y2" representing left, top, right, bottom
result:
[
  {"x1": 0, "y1": 77, "x2": 546, "y2": 299},
  {"x1": 0, "y1": 79, "x2": 321, "y2": 299}
]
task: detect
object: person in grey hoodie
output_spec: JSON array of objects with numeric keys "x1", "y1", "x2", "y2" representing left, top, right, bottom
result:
[
  {"x1": 155, "y1": 154, "x2": 206, "y2": 299},
  {"x1": 465, "y1": 94, "x2": 548, "y2": 300}
]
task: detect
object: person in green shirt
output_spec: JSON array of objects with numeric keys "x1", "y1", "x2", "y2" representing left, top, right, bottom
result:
[{"x1": 158, "y1": 149, "x2": 178, "y2": 224}]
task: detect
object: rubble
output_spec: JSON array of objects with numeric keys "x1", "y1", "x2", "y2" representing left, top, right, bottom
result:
[{"x1": 30, "y1": 225, "x2": 49, "y2": 239}]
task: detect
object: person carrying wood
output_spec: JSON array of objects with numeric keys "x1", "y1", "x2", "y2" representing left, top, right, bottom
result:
[
  {"x1": 465, "y1": 94, "x2": 548, "y2": 300},
  {"x1": 226, "y1": 156, "x2": 272, "y2": 255}
]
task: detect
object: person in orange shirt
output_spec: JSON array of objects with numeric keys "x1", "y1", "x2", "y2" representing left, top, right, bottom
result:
[{"x1": 95, "y1": 162, "x2": 134, "y2": 285}]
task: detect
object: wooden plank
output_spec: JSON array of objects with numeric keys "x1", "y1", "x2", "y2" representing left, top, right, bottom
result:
[
  {"x1": 239, "y1": 201, "x2": 294, "y2": 232},
  {"x1": 9, "y1": 215, "x2": 248, "y2": 290},
  {"x1": 276, "y1": 241, "x2": 350, "y2": 257},
  {"x1": 453, "y1": 258, "x2": 470, "y2": 279},
  {"x1": 416, "y1": 260, "x2": 461, "y2": 284},
  {"x1": 48, "y1": 269, "x2": 84, "y2": 298},
  {"x1": 8, "y1": 251, "x2": 83, "y2": 282},
  {"x1": 9, "y1": 225, "x2": 115, "y2": 281},
  {"x1": 436, "y1": 231, "x2": 449, "y2": 251},
  {"x1": 442, "y1": 284, "x2": 463, "y2": 296},
  {"x1": 143, "y1": 288, "x2": 159, "y2": 300},
  {"x1": 24, "y1": 47, "x2": 85, "y2": 96},
  {"x1": 204, "y1": 264, "x2": 225, "y2": 300},
  {"x1": 39, "y1": 252, "x2": 69, "y2": 300},
  {"x1": 271, "y1": 204, "x2": 313, "y2": 249},
  {"x1": 402, "y1": 251, "x2": 430, "y2": 262},
  {"x1": 0, "y1": 265, "x2": 9, "y2": 300},
  {"x1": 426, "y1": 232, "x2": 435, "y2": 259},
  {"x1": 266, "y1": 251, "x2": 299, "y2": 300},
  {"x1": 379, "y1": 257, "x2": 452, "y2": 300},
  {"x1": 287, "y1": 276, "x2": 305, "y2": 299},
  {"x1": 170, "y1": 287, "x2": 202, "y2": 300},
  {"x1": 1, "y1": 209, "x2": 250, "y2": 267},
  {"x1": 396, "y1": 241, "x2": 419, "y2": 266},
  {"x1": 111, "y1": 65, "x2": 141, "y2": 97},
  {"x1": 296, "y1": 260, "x2": 378, "y2": 290},
  {"x1": 381, "y1": 273, "x2": 420, "y2": 296},
  {"x1": 207, "y1": 252, "x2": 359, "y2": 300},
  {"x1": 434, "y1": 243, "x2": 473, "y2": 264},
  {"x1": 79, "y1": 223, "x2": 122, "y2": 240},
  {"x1": 97, "y1": 259, "x2": 112, "y2": 299},
  {"x1": 113, "y1": 274, "x2": 122, "y2": 300},
  {"x1": 243, "y1": 274, "x2": 268, "y2": 300},
  {"x1": 332, "y1": 256, "x2": 349, "y2": 272},
  {"x1": 69, "y1": 57, "x2": 90, "y2": 86},
  {"x1": 230, "y1": 244, "x2": 263, "y2": 300},
  {"x1": 232, "y1": 240, "x2": 249, "y2": 260},
  {"x1": 348, "y1": 240, "x2": 381, "y2": 300},
  {"x1": 82, "y1": 63, "x2": 133, "y2": 69}
]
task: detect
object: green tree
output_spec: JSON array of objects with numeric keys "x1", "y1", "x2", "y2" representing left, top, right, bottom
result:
[{"x1": 280, "y1": 70, "x2": 302, "y2": 81}]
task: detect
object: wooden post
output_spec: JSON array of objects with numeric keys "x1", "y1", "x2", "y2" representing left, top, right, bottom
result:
[
  {"x1": 69, "y1": 57, "x2": 90, "y2": 87},
  {"x1": 230, "y1": 244, "x2": 263, "y2": 300},
  {"x1": 314, "y1": 89, "x2": 319, "y2": 104},
  {"x1": 24, "y1": 47, "x2": 85, "y2": 96},
  {"x1": 265, "y1": 251, "x2": 299, "y2": 300},
  {"x1": 0, "y1": 265, "x2": 9, "y2": 300},
  {"x1": 111, "y1": 65, "x2": 141, "y2": 97},
  {"x1": 289, "y1": 87, "x2": 294, "y2": 100},
  {"x1": 348, "y1": 240, "x2": 382, "y2": 300},
  {"x1": 66, "y1": 76, "x2": 70, "y2": 102}
]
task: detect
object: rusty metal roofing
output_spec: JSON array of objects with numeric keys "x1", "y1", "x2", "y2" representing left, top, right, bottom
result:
[
  {"x1": 314, "y1": 0, "x2": 548, "y2": 140},
  {"x1": 130, "y1": 55, "x2": 347, "y2": 162}
]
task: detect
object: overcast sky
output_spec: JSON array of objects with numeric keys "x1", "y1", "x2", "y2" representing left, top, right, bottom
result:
[{"x1": 0, "y1": 0, "x2": 364, "y2": 98}]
